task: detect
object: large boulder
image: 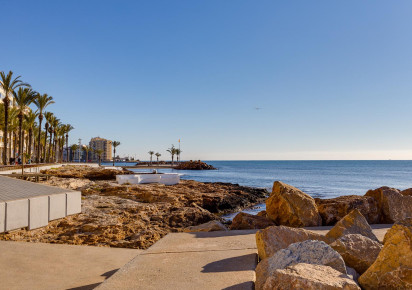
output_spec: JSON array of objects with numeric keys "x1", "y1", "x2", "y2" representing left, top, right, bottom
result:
[
  {"x1": 330, "y1": 234, "x2": 382, "y2": 274},
  {"x1": 183, "y1": 220, "x2": 227, "y2": 232},
  {"x1": 365, "y1": 186, "x2": 412, "y2": 223},
  {"x1": 325, "y1": 209, "x2": 379, "y2": 242},
  {"x1": 255, "y1": 240, "x2": 348, "y2": 289},
  {"x1": 401, "y1": 188, "x2": 412, "y2": 196},
  {"x1": 359, "y1": 219, "x2": 412, "y2": 289},
  {"x1": 256, "y1": 225, "x2": 333, "y2": 259},
  {"x1": 266, "y1": 181, "x2": 322, "y2": 227},
  {"x1": 229, "y1": 212, "x2": 275, "y2": 230},
  {"x1": 315, "y1": 195, "x2": 379, "y2": 225},
  {"x1": 258, "y1": 263, "x2": 360, "y2": 290}
]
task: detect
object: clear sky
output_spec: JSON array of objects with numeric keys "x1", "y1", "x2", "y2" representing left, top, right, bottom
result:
[{"x1": 1, "y1": 1, "x2": 412, "y2": 160}]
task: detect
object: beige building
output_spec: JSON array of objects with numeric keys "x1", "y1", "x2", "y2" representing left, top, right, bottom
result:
[{"x1": 89, "y1": 137, "x2": 112, "y2": 162}]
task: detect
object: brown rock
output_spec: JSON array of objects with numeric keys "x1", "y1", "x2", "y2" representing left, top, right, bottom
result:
[
  {"x1": 256, "y1": 225, "x2": 333, "y2": 259},
  {"x1": 266, "y1": 181, "x2": 322, "y2": 227},
  {"x1": 258, "y1": 263, "x2": 360, "y2": 290},
  {"x1": 401, "y1": 188, "x2": 412, "y2": 196},
  {"x1": 315, "y1": 195, "x2": 379, "y2": 225},
  {"x1": 325, "y1": 209, "x2": 379, "y2": 242},
  {"x1": 229, "y1": 212, "x2": 275, "y2": 230},
  {"x1": 183, "y1": 220, "x2": 228, "y2": 232},
  {"x1": 330, "y1": 234, "x2": 382, "y2": 274},
  {"x1": 257, "y1": 210, "x2": 268, "y2": 218},
  {"x1": 359, "y1": 219, "x2": 412, "y2": 289},
  {"x1": 256, "y1": 240, "x2": 349, "y2": 290},
  {"x1": 365, "y1": 186, "x2": 412, "y2": 223}
]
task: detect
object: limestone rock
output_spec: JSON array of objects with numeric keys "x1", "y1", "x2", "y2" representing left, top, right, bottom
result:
[
  {"x1": 258, "y1": 263, "x2": 360, "y2": 290},
  {"x1": 183, "y1": 220, "x2": 228, "y2": 232},
  {"x1": 255, "y1": 240, "x2": 348, "y2": 289},
  {"x1": 359, "y1": 219, "x2": 412, "y2": 289},
  {"x1": 256, "y1": 225, "x2": 333, "y2": 259},
  {"x1": 315, "y1": 195, "x2": 379, "y2": 225},
  {"x1": 346, "y1": 266, "x2": 360, "y2": 283},
  {"x1": 365, "y1": 186, "x2": 412, "y2": 223},
  {"x1": 401, "y1": 188, "x2": 412, "y2": 196},
  {"x1": 266, "y1": 181, "x2": 322, "y2": 227},
  {"x1": 257, "y1": 210, "x2": 268, "y2": 218},
  {"x1": 325, "y1": 209, "x2": 379, "y2": 242},
  {"x1": 229, "y1": 212, "x2": 275, "y2": 230},
  {"x1": 330, "y1": 234, "x2": 382, "y2": 274}
]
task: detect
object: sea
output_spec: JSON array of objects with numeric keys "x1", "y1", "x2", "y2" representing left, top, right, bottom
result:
[{"x1": 102, "y1": 160, "x2": 412, "y2": 218}]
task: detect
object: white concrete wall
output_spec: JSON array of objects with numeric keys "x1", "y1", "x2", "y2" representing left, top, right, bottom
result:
[
  {"x1": 66, "y1": 192, "x2": 82, "y2": 216},
  {"x1": 29, "y1": 196, "x2": 49, "y2": 230},
  {"x1": 6, "y1": 199, "x2": 29, "y2": 231},
  {"x1": 0, "y1": 202, "x2": 5, "y2": 233},
  {"x1": 49, "y1": 193, "x2": 67, "y2": 220}
]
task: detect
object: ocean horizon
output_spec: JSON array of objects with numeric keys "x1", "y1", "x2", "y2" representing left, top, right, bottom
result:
[{"x1": 104, "y1": 160, "x2": 412, "y2": 199}]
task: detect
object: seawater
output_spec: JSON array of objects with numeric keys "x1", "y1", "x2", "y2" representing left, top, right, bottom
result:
[{"x1": 104, "y1": 160, "x2": 412, "y2": 217}]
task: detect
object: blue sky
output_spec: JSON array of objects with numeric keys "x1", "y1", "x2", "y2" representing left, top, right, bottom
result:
[{"x1": 1, "y1": 1, "x2": 412, "y2": 160}]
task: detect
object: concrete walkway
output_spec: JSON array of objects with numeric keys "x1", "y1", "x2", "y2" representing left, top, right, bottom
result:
[{"x1": 0, "y1": 241, "x2": 139, "y2": 290}]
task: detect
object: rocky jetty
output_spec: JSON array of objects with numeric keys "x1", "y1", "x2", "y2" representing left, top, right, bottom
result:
[
  {"x1": 174, "y1": 160, "x2": 216, "y2": 170},
  {"x1": 230, "y1": 212, "x2": 275, "y2": 230}
]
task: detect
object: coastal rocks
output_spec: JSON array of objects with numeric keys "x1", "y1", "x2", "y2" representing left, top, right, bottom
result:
[
  {"x1": 401, "y1": 188, "x2": 412, "y2": 196},
  {"x1": 256, "y1": 226, "x2": 333, "y2": 259},
  {"x1": 315, "y1": 195, "x2": 379, "y2": 226},
  {"x1": 41, "y1": 165, "x2": 133, "y2": 180},
  {"x1": 266, "y1": 181, "x2": 322, "y2": 227},
  {"x1": 229, "y1": 212, "x2": 275, "y2": 230},
  {"x1": 365, "y1": 186, "x2": 412, "y2": 223},
  {"x1": 184, "y1": 220, "x2": 227, "y2": 232},
  {"x1": 258, "y1": 263, "x2": 360, "y2": 290},
  {"x1": 325, "y1": 209, "x2": 379, "y2": 242},
  {"x1": 255, "y1": 240, "x2": 348, "y2": 289},
  {"x1": 174, "y1": 160, "x2": 216, "y2": 170},
  {"x1": 330, "y1": 234, "x2": 383, "y2": 274},
  {"x1": 359, "y1": 219, "x2": 412, "y2": 289}
]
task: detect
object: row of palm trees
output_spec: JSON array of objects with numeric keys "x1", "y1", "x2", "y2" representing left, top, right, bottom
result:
[
  {"x1": 0, "y1": 70, "x2": 74, "y2": 165},
  {"x1": 147, "y1": 145, "x2": 181, "y2": 165}
]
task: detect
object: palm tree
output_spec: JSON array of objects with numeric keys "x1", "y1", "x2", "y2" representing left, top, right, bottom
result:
[
  {"x1": 83, "y1": 145, "x2": 90, "y2": 163},
  {"x1": 175, "y1": 148, "x2": 182, "y2": 162},
  {"x1": 44, "y1": 112, "x2": 53, "y2": 162},
  {"x1": 14, "y1": 87, "x2": 36, "y2": 162},
  {"x1": 155, "y1": 152, "x2": 161, "y2": 163},
  {"x1": 24, "y1": 110, "x2": 38, "y2": 161},
  {"x1": 112, "y1": 141, "x2": 121, "y2": 166},
  {"x1": 70, "y1": 144, "x2": 78, "y2": 162},
  {"x1": 33, "y1": 94, "x2": 54, "y2": 163},
  {"x1": 167, "y1": 145, "x2": 177, "y2": 166},
  {"x1": 0, "y1": 71, "x2": 29, "y2": 164},
  {"x1": 148, "y1": 150, "x2": 154, "y2": 165},
  {"x1": 64, "y1": 124, "x2": 74, "y2": 162},
  {"x1": 94, "y1": 148, "x2": 104, "y2": 166}
]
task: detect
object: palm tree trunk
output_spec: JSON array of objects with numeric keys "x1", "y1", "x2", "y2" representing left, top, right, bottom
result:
[
  {"x1": 37, "y1": 115, "x2": 43, "y2": 163},
  {"x1": 48, "y1": 130, "x2": 52, "y2": 163},
  {"x1": 18, "y1": 113, "x2": 23, "y2": 161},
  {"x1": 28, "y1": 129, "x2": 33, "y2": 158},
  {"x1": 2, "y1": 98, "x2": 9, "y2": 165},
  {"x1": 65, "y1": 134, "x2": 69, "y2": 162},
  {"x1": 43, "y1": 123, "x2": 48, "y2": 163}
]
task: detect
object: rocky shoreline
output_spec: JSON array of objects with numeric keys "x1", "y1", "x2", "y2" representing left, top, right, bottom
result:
[{"x1": 0, "y1": 166, "x2": 267, "y2": 249}]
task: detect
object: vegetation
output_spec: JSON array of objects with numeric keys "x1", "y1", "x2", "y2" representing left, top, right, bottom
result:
[
  {"x1": 112, "y1": 141, "x2": 121, "y2": 166},
  {"x1": 155, "y1": 152, "x2": 161, "y2": 163},
  {"x1": 0, "y1": 70, "x2": 72, "y2": 166},
  {"x1": 148, "y1": 150, "x2": 154, "y2": 164},
  {"x1": 94, "y1": 149, "x2": 104, "y2": 166},
  {"x1": 167, "y1": 145, "x2": 177, "y2": 165}
]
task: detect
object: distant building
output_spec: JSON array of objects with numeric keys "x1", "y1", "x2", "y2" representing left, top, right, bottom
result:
[{"x1": 89, "y1": 137, "x2": 112, "y2": 162}]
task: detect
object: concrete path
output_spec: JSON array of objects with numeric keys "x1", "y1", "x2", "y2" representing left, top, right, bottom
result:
[
  {"x1": 98, "y1": 225, "x2": 392, "y2": 290},
  {"x1": 0, "y1": 241, "x2": 139, "y2": 290}
]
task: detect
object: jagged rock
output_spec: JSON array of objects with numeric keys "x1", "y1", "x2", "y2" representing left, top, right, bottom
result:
[
  {"x1": 346, "y1": 266, "x2": 360, "y2": 283},
  {"x1": 359, "y1": 219, "x2": 412, "y2": 289},
  {"x1": 174, "y1": 160, "x2": 216, "y2": 170},
  {"x1": 229, "y1": 212, "x2": 275, "y2": 230},
  {"x1": 365, "y1": 186, "x2": 412, "y2": 223},
  {"x1": 330, "y1": 234, "x2": 382, "y2": 274},
  {"x1": 401, "y1": 188, "x2": 412, "y2": 196},
  {"x1": 266, "y1": 181, "x2": 322, "y2": 227},
  {"x1": 257, "y1": 263, "x2": 360, "y2": 290},
  {"x1": 255, "y1": 240, "x2": 348, "y2": 289},
  {"x1": 315, "y1": 195, "x2": 379, "y2": 225},
  {"x1": 183, "y1": 220, "x2": 227, "y2": 232},
  {"x1": 42, "y1": 165, "x2": 133, "y2": 180},
  {"x1": 257, "y1": 210, "x2": 268, "y2": 218},
  {"x1": 256, "y1": 225, "x2": 333, "y2": 259},
  {"x1": 325, "y1": 209, "x2": 379, "y2": 242}
]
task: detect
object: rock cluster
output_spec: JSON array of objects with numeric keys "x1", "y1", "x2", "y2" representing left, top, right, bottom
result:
[
  {"x1": 174, "y1": 160, "x2": 216, "y2": 170},
  {"x1": 41, "y1": 165, "x2": 133, "y2": 180},
  {"x1": 229, "y1": 212, "x2": 275, "y2": 230}
]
